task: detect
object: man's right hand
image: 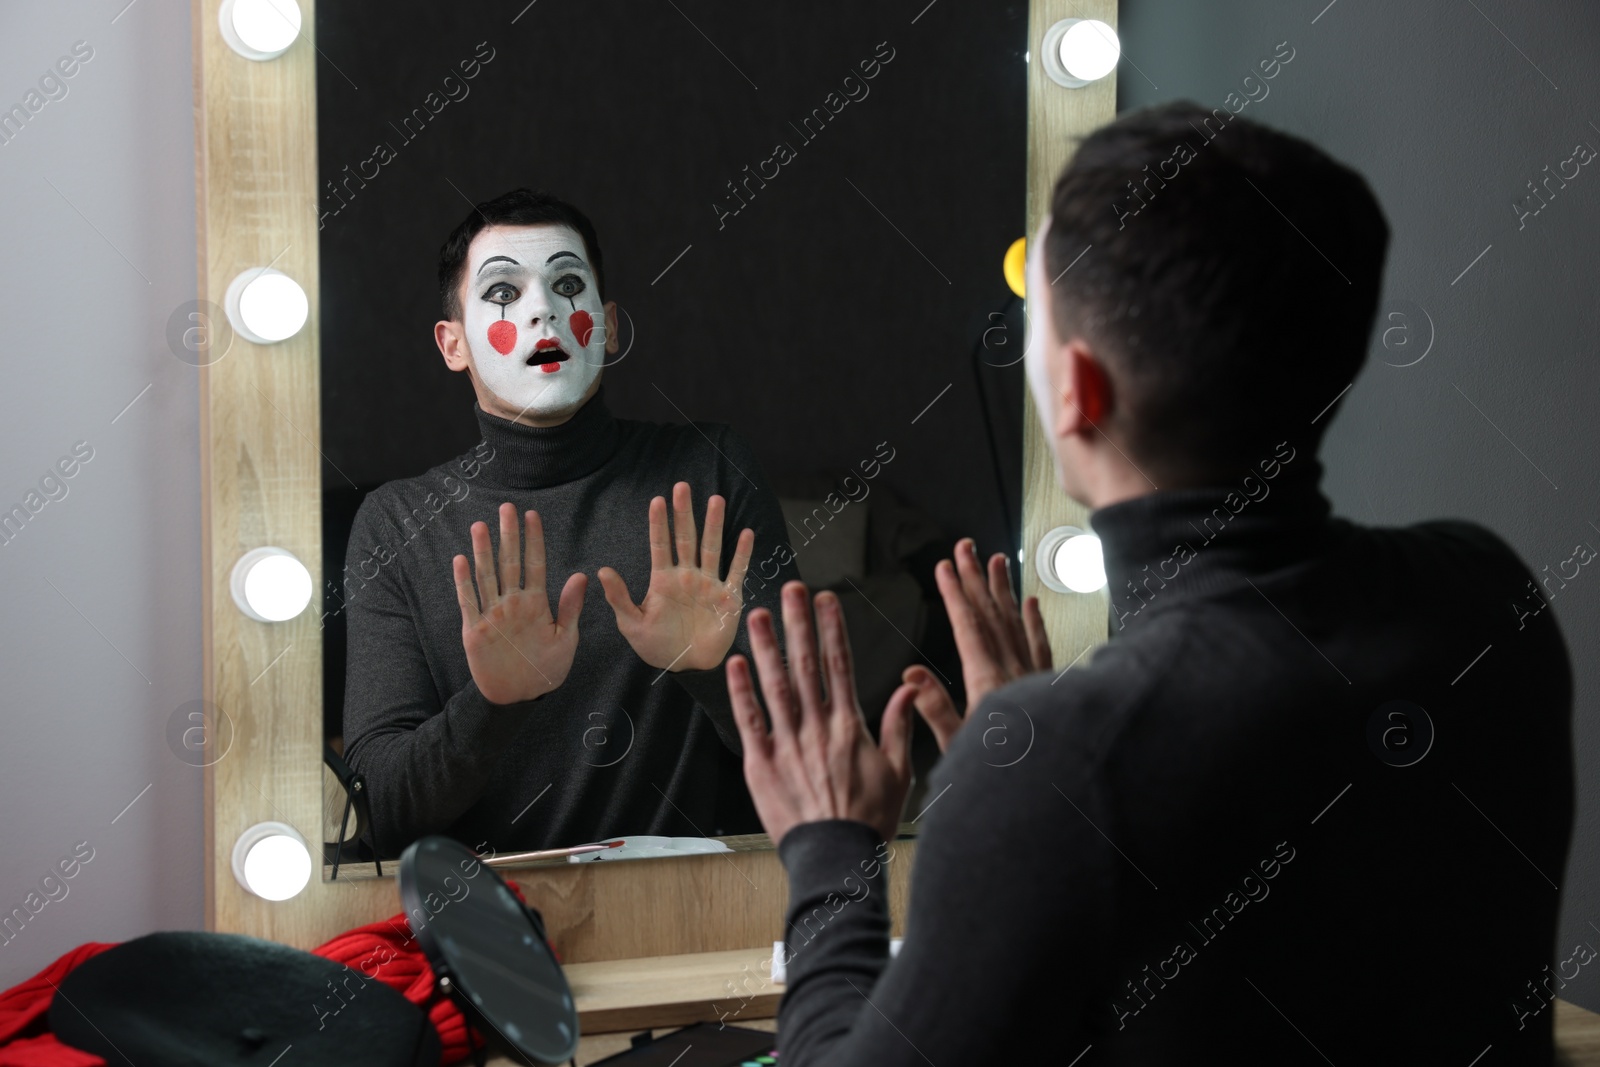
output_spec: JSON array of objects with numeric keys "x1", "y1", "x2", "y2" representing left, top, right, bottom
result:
[
  {"x1": 452, "y1": 502, "x2": 587, "y2": 706},
  {"x1": 902, "y1": 538, "x2": 1052, "y2": 751}
]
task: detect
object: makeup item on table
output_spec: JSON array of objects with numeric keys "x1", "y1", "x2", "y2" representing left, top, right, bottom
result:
[
  {"x1": 567, "y1": 836, "x2": 735, "y2": 862},
  {"x1": 482, "y1": 840, "x2": 624, "y2": 866},
  {"x1": 398, "y1": 835, "x2": 580, "y2": 1066}
]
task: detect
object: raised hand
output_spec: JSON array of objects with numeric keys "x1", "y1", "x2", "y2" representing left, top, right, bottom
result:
[
  {"x1": 903, "y1": 538, "x2": 1052, "y2": 751},
  {"x1": 727, "y1": 581, "x2": 915, "y2": 847},
  {"x1": 597, "y1": 481, "x2": 755, "y2": 672},
  {"x1": 452, "y1": 502, "x2": 588, "y2": 706}
]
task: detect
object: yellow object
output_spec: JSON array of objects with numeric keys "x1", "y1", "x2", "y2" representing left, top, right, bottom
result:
[{"x1": 1003, "y1": 236, "x2": 1026, "y2": 298}]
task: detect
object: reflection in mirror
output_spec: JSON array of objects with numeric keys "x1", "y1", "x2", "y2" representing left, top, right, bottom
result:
[{"x1": 316, "y1": 2, "x2": 1028, "y2": 873}]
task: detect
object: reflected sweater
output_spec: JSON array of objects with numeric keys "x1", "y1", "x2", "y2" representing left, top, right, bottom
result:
[
  {"x1": 775, "y1": 455, "x2": 1574, "y2": 1065},
  {"x1": 340, "y1": 386, "x2": 799, "y2": 857}
]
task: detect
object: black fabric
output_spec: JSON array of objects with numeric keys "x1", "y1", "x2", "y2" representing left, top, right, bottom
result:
[
  {"x1": 339, "y1": 384, "x2": 799, "y2": 856},
  {"x1": 49, "y1": 932, "x2": 439, "y2": 1066},
  {"x1": 775, "y1": 453, "x2": 1575, "y2": 1065}
]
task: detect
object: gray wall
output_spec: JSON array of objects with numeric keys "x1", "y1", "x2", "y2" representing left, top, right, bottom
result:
[
  {"x1": 0, "y1": 1, "x2": 203, "y2": 984},
  {"x1": 1117, "y1": 0, "x2": 1600, "y2": 1012}
]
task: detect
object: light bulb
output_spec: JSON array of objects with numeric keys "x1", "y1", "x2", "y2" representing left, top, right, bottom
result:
[
  {"x1": 219, "y1": 0, "x2": 302, "y2": 61},
  {"x1": 1034, "y1": 526, "x2": 1107, "y2": 594},
  {"x1": 1042, "y1": 18, "x2": 1120, "y2": 89},
  {"x1": 1053, "y1": 533, "x2": 1107, "y2": 593},
  {"x1": 231, "y1": 547, "x2": 313, "y2": 623},
  {"x1": 232, "y1": 822, "x2": 312, "y2": 901},
  {"x1": 225, "y1": 268, "x2": 309, "y2": 344}
]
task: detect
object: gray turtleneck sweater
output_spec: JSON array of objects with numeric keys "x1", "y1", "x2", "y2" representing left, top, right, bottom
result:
[
  {"x1": 339, "y1": 386, "x2": 799, "y2": 857},
  {"x1": 774, "y1": 453, "x2": 1574, "y2": 1066}
]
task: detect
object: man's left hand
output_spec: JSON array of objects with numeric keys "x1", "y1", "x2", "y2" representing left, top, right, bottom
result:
[
  {"x1": 598, "y1": 481, "x2": 755, "y2": 672},
  {"x1": 727, "y1": 581, "x2": 915, "y2": 847}
]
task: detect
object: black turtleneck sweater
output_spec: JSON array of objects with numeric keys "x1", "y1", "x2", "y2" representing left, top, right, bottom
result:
[
  {"x1": 775, "y1": 451, "x2": 1575, "y2": 1066},
  {"x1": 340, "y1": 386, "x2": 799, "y2": 857}
]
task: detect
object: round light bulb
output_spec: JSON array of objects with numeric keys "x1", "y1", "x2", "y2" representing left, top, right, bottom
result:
[
  {"x1": 224, "y1": 268, "x2": 309, "y2": 345},
  {"x1": 1060, "y1": 20, "x2": 1120, "y2": 81},
  {"x1": 219, "y1": 0, "x2": 302, "y2": 61},
  {"x1": 230, "y1": 547, "x2": 313, "y2": 623},
  {"x1": 232, "y1": 822, "x2": 312, "y2": 901},
  {"x1": 1053, "y1": 533, "x2": 1107, "y2": 593},
  {"x1": 1041, "y1": 18, "x2": 1120, "y2": 88}
]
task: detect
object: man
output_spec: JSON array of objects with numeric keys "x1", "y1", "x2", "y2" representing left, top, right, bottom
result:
[
  {"x1": 340, "y1": 188, "x2": 799, "y2": 857},
  {"x1": 729, "y1": 102, "x2": 1575, "y2": 1064}
]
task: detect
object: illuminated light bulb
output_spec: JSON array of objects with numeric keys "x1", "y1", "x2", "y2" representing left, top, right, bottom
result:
[
  {"x1": 1034, "y1": 526, "x2": 1107, "y2": 594},
  {"x1": 1054, "y1": 533, "x2": 1107, "y2": 593},
  {"x1": 1042, "y1": 18, "x2": 1120, "y2": 89},
  {"x1": 219, "y1": 0, "x2": 302, "y2": 61},
  {"x1": 225, "y1": 268, "x2": 309, "y2": 344},
  {"x1": 232, "y1": 822, "x2": 312, "y2": 901},
  {"x1": 230, "y1": 547, "x2": 313, "y2": 623},
  {"x1": 1003, "y1": 237, "x2": 1027, "y2": 298}
]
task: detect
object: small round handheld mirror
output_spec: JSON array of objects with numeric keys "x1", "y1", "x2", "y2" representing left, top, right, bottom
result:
[{"x1": 398, "y1": 835, "x2": 579, "y2": 1066}]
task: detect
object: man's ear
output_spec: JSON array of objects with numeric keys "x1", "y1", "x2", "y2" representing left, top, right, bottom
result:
[
  {"x1": 602, "y1": 300, "x2": 620, "y2": 356},
  {"x1": 1057, "y1": 339, "x2": 1113, "y2": 436},
  {"x1": 435, "y1": 320, "x2": 471, "y2": 372}
]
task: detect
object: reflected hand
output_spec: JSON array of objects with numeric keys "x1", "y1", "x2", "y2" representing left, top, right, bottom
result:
[
  {"x1": 598, "y1": 481, "x2": 755, "y2": 672},
  {"x1": 728, "y1": 581, "x2": 914, "y2": 846},
  {"x1": 453, "y1": 503, "x2": 588, "y2": 706},
  {"x1": 903, "y1": 538, "x2": 1052, "y2": 751}
]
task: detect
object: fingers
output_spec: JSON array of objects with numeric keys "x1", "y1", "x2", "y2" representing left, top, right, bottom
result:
[
  {"x1": 470, "y1": 520, "x2": 498, "y2": 604},
  {"x1": 726, "y1": 654, "x2": 773, "y2": 764},
  {"x1": 725, "y1": 527, "x2": 755, "y2": 594},
  {"x1": 1022, "y1": 595, "x2": 1053, "y2": 672},
  {"x1": 647, "y1": 495, "x2": 672, "y2": 572},
  {"x1": 902, "y1": 664, "x2": 963, "y2": 752},
  {"x1": 935, "y1": 559, "x2": 1004, "y2": 702},
  {"x1": 879, "y1": 682, "x2": 917, "y2": 786},
  {"x1": 956, "y1": 540, "x2": 1024, "y2": 677},
  {"x1": 985, "y1": 551, "x2": 1031, "y2": 678},
  {"x1": 672, "y1": 481, "x2": 697, "y2": 568},
  {"x1": 782, "y1": 581, "x2": 827, "y2": 725},
  {"x1": 596, "y1": 566, "x2": 643, "y2": 628},
  {"x1": 498, "y1": 502, "x2": 521, "y2": 596},
  {"x1": 700, "y1": 492, "x2": 726, "y2": 575},
  {"x1": 523, "y1": 509, "x2": 548, "y2": 606},
  {"x1": 554, "y1": 572, "x2": 588, "y2": 632},
  {"x1": 814, "y1": 591, "x2": 861, "y2": 725},
  {"x1": 747, "y1": 605, "x2": 800, "y2": 745},
  {"x1": 452, "y1": 554, "x2": 482, "y2": 625}
]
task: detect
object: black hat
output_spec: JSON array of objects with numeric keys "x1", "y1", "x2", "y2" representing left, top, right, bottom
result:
[{"x1": 49, "y1": 931, "x2": 440, "y2": 1066}]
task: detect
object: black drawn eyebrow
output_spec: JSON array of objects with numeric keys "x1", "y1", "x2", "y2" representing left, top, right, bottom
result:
[
  {"x1": 476, "y1": 255, "x2": 520, "y2": 276},
  {"x1": 546, "y1": 251, "x2": 585, "y2": 265}
]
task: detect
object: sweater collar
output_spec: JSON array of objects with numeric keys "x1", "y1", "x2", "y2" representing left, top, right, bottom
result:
[
  {"x1": 1087, "y1": 451, "x2": 1335, "y2": 634},
  {"x1": 471, "y1": 385, "x2": 623, "y2": 490}
]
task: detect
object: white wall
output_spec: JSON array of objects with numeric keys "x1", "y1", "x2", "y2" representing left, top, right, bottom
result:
[
  {"x1": 0, "y1": 1, "x2": 203, "y2": 984},
  {"x1": 1118, "y1": 0, "x2": 1600, "y2": 1012}
]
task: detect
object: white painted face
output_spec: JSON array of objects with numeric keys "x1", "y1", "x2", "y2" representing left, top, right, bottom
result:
[{"x1": 462, "y1": 224, "x2": 607, "y2": 419}]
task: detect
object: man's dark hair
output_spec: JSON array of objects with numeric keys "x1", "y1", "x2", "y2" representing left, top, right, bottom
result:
[
  {"x1": 438, "y1": 188, "x2": 606, "y2": 321},
  {"x1": 1044, "y1": 100, "x2": 1390, "y2": 484}
]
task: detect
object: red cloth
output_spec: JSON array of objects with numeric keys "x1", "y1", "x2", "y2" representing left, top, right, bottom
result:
[{"x1": 0, "y1": 888, "x2": 549, "y2": 1067}]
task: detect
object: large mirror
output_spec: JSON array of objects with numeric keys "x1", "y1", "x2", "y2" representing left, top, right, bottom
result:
[{"x1": 314, "y1": 2, "x2": 1031, "y2": 872}]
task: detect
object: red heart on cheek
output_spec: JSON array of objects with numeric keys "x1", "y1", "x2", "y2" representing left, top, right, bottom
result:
[
  {"x1": 569, "y1": 310, "x2": 594, "y2": 348},
  {"x1": 487, "y1": 320, "x2": 517, "y2": 355}
]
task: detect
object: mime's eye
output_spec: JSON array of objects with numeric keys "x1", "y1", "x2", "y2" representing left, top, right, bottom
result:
[
  {"x1": 484, "y1": 282, "x2": 519, "y2": 305},
  {"x1": 552, "y1": 274, "x2": 586, "y2": 298}
]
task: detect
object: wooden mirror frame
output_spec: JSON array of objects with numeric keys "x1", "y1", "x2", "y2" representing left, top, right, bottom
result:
[{"x1": 194, "y1": 0, "x2": 1113, "y2": 1026}]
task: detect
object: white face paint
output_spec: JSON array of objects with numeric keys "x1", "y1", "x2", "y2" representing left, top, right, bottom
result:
[{"x1": 461, "y1": 224, "x2": 607, "y2": 419}]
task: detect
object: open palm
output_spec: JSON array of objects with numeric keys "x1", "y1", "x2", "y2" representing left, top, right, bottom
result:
[
  {"x1": 597, "y1": 481, "x2": 755, "y2": 672},
  {"x1": 453, "y1": 503, "x2": 587, "y2": 706}
]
